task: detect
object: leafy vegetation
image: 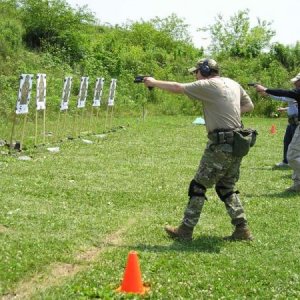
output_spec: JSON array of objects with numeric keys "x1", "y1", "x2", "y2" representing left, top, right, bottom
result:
[
  {"x1": 0, "y1": 0, "x2": 299, "y2": 121},
  {"x1": 202, "y1": 9, "x2": 275, "y2": 58}
]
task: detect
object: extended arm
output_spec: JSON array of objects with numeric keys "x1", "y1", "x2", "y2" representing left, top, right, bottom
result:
[
  {"x1": 255, "y1": 84, "x2": 300, "y2": 101},
  {"x1": 266, "y1": 88, "x2": 300, "y2": 100},
  {"x1": 144, "y1": 77, "x2": 184, "y2": 94}
]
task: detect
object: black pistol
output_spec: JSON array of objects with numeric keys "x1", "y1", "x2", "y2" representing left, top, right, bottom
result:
[
  {"x1": 247, "y1": 83, "x2": 258, "y2": 87},
  {"x1": 134, "y1": 75, "x2": 153, "y2": 90}
]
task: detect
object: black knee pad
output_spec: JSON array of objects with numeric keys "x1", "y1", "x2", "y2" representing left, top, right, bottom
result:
[
  {"x1": 215, "y1": 185, "x2": 239, "y2": 202},
  {"x1": 188, "y1": 179, "x2": 207, "y2": 198}
]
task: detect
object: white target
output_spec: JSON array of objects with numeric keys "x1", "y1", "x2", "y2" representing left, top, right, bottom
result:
[
  {"x1": 108, "y1": 78, "x2": 117, "y2": 107},
  {"x1": 16, "y1": 74, "x2": 33, "y2": 114},
  {"x1": 60, "y1": 77, "x2": 72, "y2": 111},
  {"x1": 77, "y1": 76, "x2": 89, "y2": 108}
]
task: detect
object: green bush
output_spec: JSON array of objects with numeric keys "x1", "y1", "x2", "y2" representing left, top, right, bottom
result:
[{"x1": 0, "y1": 2, "x2": 299, "y2": 119}]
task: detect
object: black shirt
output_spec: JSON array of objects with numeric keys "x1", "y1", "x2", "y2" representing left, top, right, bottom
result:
[{"x1": 266, "y1": 88, "x2": 300, "y2": 120}]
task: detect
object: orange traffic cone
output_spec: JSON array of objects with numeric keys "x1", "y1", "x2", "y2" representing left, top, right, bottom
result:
[
  {"x1": 116, "y1": 251, "x2": 149, "y2": 294},
  {"x1": 270, "y1": 124, "x2": 276, "y2": 134}
]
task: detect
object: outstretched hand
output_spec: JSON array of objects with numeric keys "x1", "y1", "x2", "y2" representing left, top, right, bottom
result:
[
  {"x1": 255, "y1": 84, "x2": 267, "y2": 93},
  {"x1": 254, "y1": 84, "x2": 269, "y2": 96},
  {"x1": 143, "y1": 76, "x2": 155, "y2": 89}
]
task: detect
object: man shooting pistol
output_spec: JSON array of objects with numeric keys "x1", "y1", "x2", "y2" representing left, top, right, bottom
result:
[
  {"x1": 142, "y1": 58, "x2": 255, "y2": 242},
  {"x1": 253, "y1": 73, "x2": 300, "y2": 192}
]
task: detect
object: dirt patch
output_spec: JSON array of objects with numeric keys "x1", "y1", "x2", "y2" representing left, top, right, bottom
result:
[
  {"x1": 1, "y1": 264, "x2": 84, "y2": 300},
  {"x1": 75, "y1": 246, "x2": 100, "y2": 262},
  {"x1": 1, "y1": 218, "x2": 136, "y2": 300},
  {"x1": 0, "y1": 225, "x2": 11, "y2": 234}
]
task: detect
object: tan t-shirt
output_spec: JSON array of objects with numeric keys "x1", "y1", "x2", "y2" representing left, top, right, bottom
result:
[{"x1": 183, "y1": 77, "x2": 252, "y2": 133}]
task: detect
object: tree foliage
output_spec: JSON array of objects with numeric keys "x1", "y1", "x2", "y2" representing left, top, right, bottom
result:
[
  {"x1": 203, "y1": 9, "x2": 275, "y2": 58},
  {"x1": 0, "y1": 1, "x2": 299, "y2": 118},
  {"x1": 0, "y1": 0, "x2": 23, "y2": 58},
  {"x1": 270, "y1": 42, "x2": 300, "y2": 71},
  {"x1": 150, "y1": 13, "x2": 193, "y2": 44},
  {"x1": 18, "y1": 0, "x2": 96, "y2": 63}
]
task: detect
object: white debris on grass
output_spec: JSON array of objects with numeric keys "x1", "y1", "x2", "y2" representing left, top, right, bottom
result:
[
  {"x1": 82, "y1": 139, "x2": 93, "y2": 144},
  {"x1": 94, "y1": 134, "x2": 107, "y2": 139},
  {"x1": 18, "y1": 156, "x2": 32, "y2": 161},
  {"x1": 47, "y1": 147, "x2": 60, "y2": 153}
]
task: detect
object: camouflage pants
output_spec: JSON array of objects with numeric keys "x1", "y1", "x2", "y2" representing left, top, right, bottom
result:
[{"x1": 183, "y1": 141, "x2": 248, "y2": 227}]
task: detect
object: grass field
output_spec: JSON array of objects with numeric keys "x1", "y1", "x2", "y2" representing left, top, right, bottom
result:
[{"x1": 0, "y1": 116, "x2": 299, "y2": 299}]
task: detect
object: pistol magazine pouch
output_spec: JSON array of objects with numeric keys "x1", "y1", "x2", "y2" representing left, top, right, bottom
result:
[{"x1": 232, "y1": 128, "x2": 257, "y2": 157}]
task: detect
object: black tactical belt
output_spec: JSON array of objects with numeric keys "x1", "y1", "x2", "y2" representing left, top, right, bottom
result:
[{"x1": 208, "y1": 130, "x2": 234, "y2": 144}]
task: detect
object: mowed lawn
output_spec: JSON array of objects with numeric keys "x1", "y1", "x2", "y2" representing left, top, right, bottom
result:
[{"x1": 0, "y1": 116, "x2": 299, "y2": 299}]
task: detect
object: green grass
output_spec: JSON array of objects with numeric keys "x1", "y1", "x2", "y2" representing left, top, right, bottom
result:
[{"x1": 0, "y1": 116, "x2": 299, "y2": 299}]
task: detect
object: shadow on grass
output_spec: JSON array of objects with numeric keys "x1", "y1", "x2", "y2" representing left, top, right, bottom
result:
[
  {"x1": 280, "y1": 174, "x2": 293, "y2": 179},
  {"x1": 122, "y1": 235, "x2": 225, "y2": 254},
  {"x1": 262, "y1": 190, "x2": 300, "y2": 199},
  {"x1": 272, "y1": 166, "x2": 291, "y2": 171},
  {"x1": 244, "y1": 188, "x2": 299, "y2": 199},
  {"x1": 247, "y1": 166, "x2": 291, "y2": 171}
]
